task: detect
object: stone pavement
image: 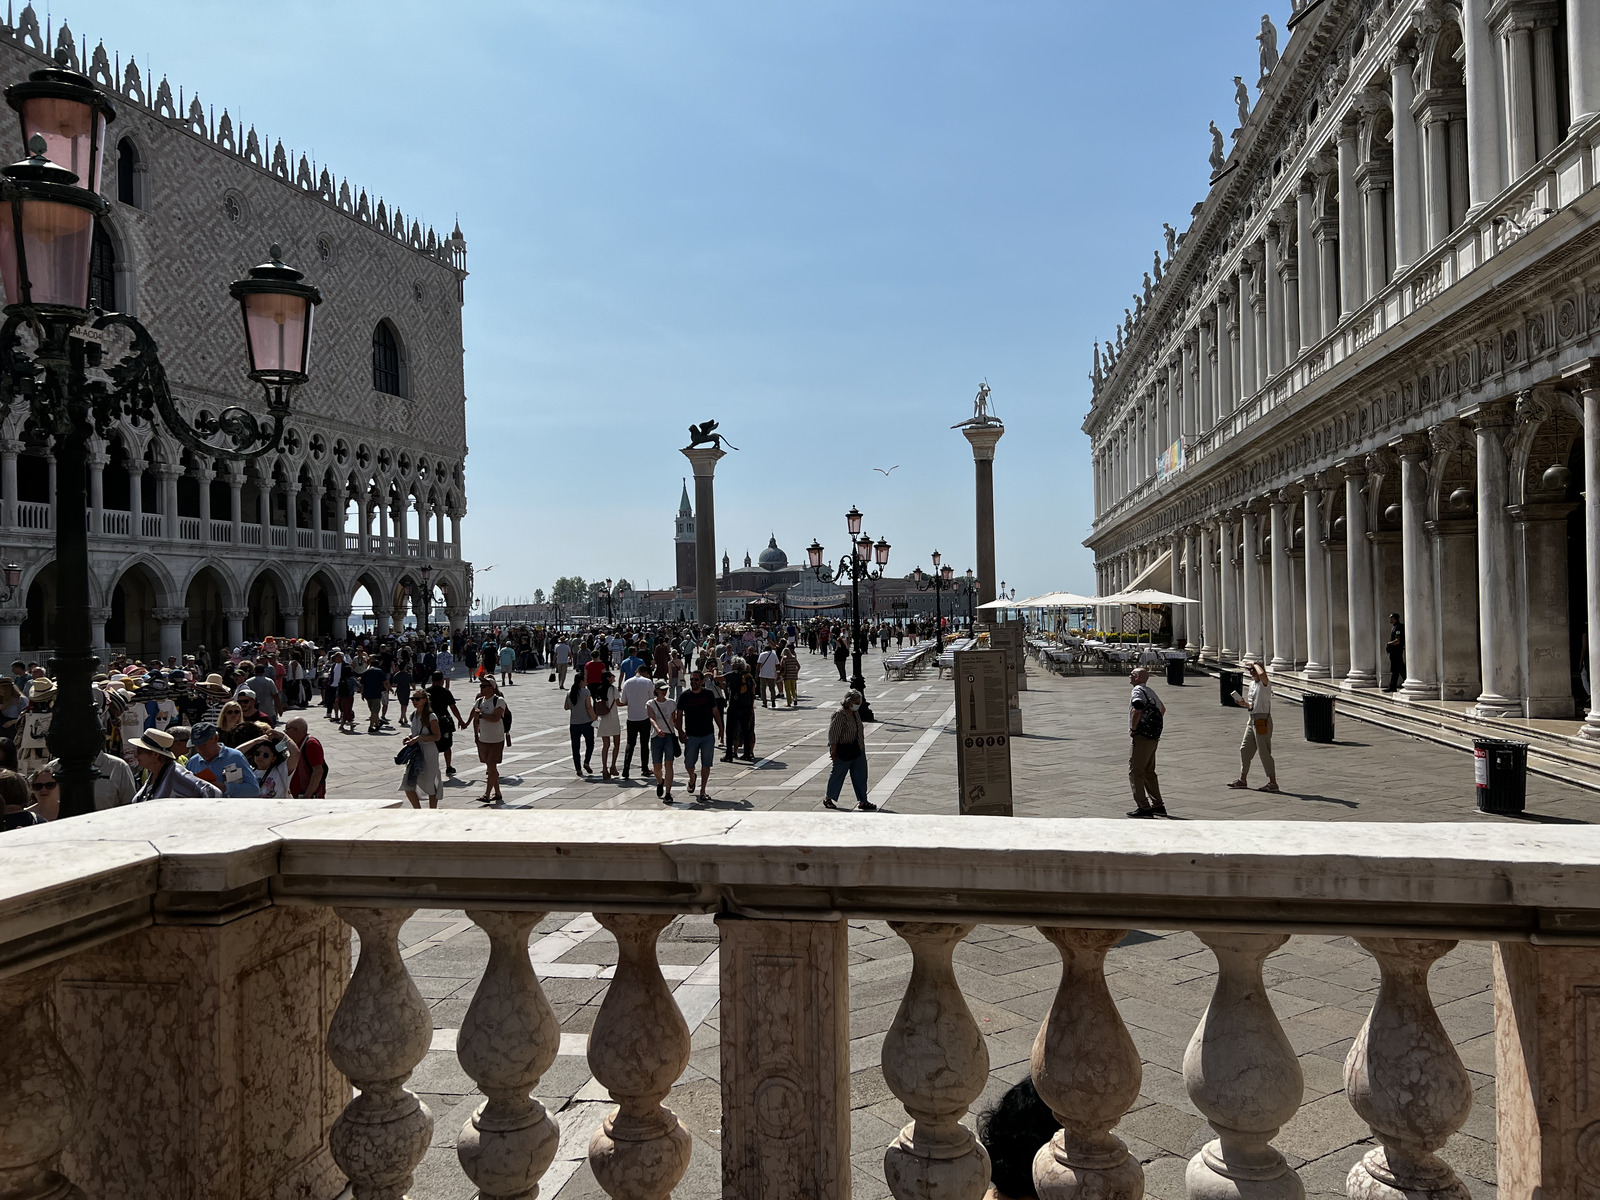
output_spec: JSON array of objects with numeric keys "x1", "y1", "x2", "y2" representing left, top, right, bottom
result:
[{"x1": 308, "y1": 647, "x2": 1575, "y2": 1198}]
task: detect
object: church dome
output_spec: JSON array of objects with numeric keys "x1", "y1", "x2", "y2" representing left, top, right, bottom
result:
[{"x1": 758, "y1": 535, "x2": 788, "y2": 571}]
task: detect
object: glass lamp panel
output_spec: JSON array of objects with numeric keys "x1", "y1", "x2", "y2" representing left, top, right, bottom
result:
[
  {"x1": 913, "y1": 566, "x2": 923, "y2": 584},
  {"x1": 941, "y1": 565, "x2": 954, "y2": 582},
  {"x1": 807, "y1": 541, "x2": 824, "y2": 568},
  {"x1": 854, "y1": 535, "x2": 871, "y2": 563},
  {"x1": 845, "y1": 506, "x2": 862, "y2": 535},
  {"x1": 20, "y1": 97, "x2": 104, "y2": 193},
  {"x1": 931, "y1": 549, "x2": 941, "y2": 567},
  {"x1": 875, "y1": 538, "x2": 890, "y2": 566},
  {"x1": 241, "y1": 289, "x2": 310, "y2": 377},
  {"x1": 0, "y1": 196, "x2": 94, "y2": 307}
]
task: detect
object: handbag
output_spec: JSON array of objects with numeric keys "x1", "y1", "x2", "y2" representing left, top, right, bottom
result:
[
  {"x1": 548, "y1": 672, "x2": 557, "y2": 683},
  {"x1": 650, "y1": 701, "x2": 681, "y2": 759},
  {"x1": 1253, "y1": 716, "x2": 1270, "y2": 737}
]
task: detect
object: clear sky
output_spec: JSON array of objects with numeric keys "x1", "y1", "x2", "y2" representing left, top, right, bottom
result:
[{"x1": 65, "y1": 0, "x2": 1290, "y2": 606}]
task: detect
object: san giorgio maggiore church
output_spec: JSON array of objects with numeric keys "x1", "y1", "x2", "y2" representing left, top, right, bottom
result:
[
  {"x1": 0, "y1": 6, "x2": 472, "y2": 661},
  {"x1": 1087, "y1": 0, "x2": 1600, "y2": 737}
]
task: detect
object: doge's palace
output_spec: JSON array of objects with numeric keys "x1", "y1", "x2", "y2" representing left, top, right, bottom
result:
[
  {"x1": 0, "y1": 4, "x2": 472, "y2": 661},
  {"x1": 1087, "y1": 0, "x2": 1600, "y2": 734}
]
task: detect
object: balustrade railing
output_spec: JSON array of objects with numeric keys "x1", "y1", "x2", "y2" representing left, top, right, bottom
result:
[
  {"x1": 241, "y1": 522, "x2": 263, "y2": 545},
  {"x1": 15, "y1": 500, "x2": 49, "y2": 529},
  {"x1": 269, "y1": 525, "x2": 289, "y2": 548},
  {"x1": 209, "y1": 519, "x2": 234, "y2": 543},
  {"x1": 6, "y1": 804, "x2": 1585, "y2": 1199},
  {"x1": 138, "y1": 513, "x2": 162, "y2": 538},
  {"x1": 321, "y1": 530, "x2": 341, "y2": 552},
  {"x1": 101, "y1": 509, "x2": 131, "y2": 536},
  {"x1": 296, "y1": 528, "x2": 317, "y2": 549},
  {"x1": 177, "y1": 517, "x2": 202, "y2": 541}
]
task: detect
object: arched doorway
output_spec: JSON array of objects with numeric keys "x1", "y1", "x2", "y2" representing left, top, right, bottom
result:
[
  {"x1": 183, "y1": 566, "x2": 230, "y2": 656},
  {"x1": 20, "y1": 562, "x2": 56, "y2": 651},
  {"x1": 246, "y1": 571, "x2": 282, "y2": 641},
  {"x1": 302, "y1": 571, "x2": 338, "y2": 641},
  {"x1": 106, "y1": 563, "x2": 161, "y2": 659}
]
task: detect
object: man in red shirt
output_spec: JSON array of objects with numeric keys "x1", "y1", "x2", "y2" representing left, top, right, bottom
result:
[{"x1": 285, "y1": 717, "x2": 327, "y2": 798}]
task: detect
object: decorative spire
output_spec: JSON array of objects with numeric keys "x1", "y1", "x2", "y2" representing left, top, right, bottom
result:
[{"x1": 678, "y1": 478, "x2": 692, "y2": 518}]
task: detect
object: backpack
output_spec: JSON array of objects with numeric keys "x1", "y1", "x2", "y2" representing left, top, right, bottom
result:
[{"x1": 1132, "y1": 685, "x2": 1164, "y2": 740}]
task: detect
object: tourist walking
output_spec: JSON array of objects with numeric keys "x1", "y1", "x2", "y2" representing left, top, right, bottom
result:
[
  {"x1": 401, "y1": 690, "x2": 443, "y2": 809},
  {"x1": 757, "y1": 643, "x2": 780, "y2": 707},
  {"x1": 470, "y1": 677, "x2": 509, "y2": 803},
  {"x1": 554, "y1": 636, "x2": 572, "y2": 688},
  {"x1": 620, "y1": 665, "x2": 656, "y2": 780},
  {"x1": 1384, "y1": 612, "x2": 1405, "y2": 692},
  {"x1": 780, "y1": 643, "x2": 800, "y2": 707},
  {"x1": 678, "y1": 669, "x2": 721, "y2": 801},
  {"x1": 647, "y1": 679, "x2": 680, "y2": 803},
  {"x1": 1126, "y1": 667, "x2": 1168, "y2": 818},
  {"x1": 832, "y1": 633, "x2": 849, "y2": 682},
  {"x1": 593, "y1": 669, "x2": 622, "y2": 779},
  {"x1": 426, "y1": 671, "x2": 466, "y2": 778},
  {"x1": 1228, "y1": 661, "x2": 1279, "y2": 793},
  {"x1": 822, "y1": 690, "x2": 877, "y2": 811},
  {"x1": 565, "y1": 675, "x2": 596, "y2": 777}
]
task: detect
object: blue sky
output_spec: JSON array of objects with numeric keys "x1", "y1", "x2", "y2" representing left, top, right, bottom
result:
[{"x1": 66, "y1": 0, "x2": 1290, "y2": 606}]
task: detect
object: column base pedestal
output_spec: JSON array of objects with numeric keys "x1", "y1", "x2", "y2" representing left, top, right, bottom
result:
[
  {"x1": 1300, "y1": 664, "x2": 1331, "y2": 680},
  {"x1": 1341, "y1": 673, "x2": 1378, "y2": 691},
  {"x1": 1397, "y1": 681, "x2": 1438, "y2": 703},
  {"x1": 1472, "y1": 695, "x2": 1522, "y2": 719},
  {"x1": 1268, "y1": 657, "x2": 1294, "y2": 673},
  {"x1": 1576, "y1": 716, "x2": 1600, "y2": 741}
]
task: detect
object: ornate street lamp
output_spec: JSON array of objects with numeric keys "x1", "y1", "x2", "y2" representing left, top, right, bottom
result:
[
  {"x1": 0, "y1": 559, "x2": 19, "y2": 604},
  {"x1": 604, "y1": 577, "x2": 615, "y2": 624},
  {"x1": 809, "y1": 506, "x2": 890, "y2": 720},
  {"x1": 0, "y1": 54, "x2": 321, "y2": 818},
  {"x1": 911, "y1": 551, "x2": 955, "y2": 652},
  {"x1": 419, "y1": 564, "x2": 433, "y2": 636}
]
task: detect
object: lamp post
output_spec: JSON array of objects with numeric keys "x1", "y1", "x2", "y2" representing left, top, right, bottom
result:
[
  {"x1": 418, "y1": 564, "x2": 432, "y2": 638},
  {"x1": 807, "y1": 504, "x2": 890, "y2": 721},
  {"x1": 960, "y1": 567, "x2": 977, "y2": 630},
  {"x1": 0, "y1": 54, "x2": 321, "y2": 819},
  {"x1": 603, "y1": 577, "x2": 615, "y2": 624},
  {"x1": 911, "y1": 550, "x2": 954, "y2": 652}
]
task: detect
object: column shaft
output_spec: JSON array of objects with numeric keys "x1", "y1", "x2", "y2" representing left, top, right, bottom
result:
[
  {"x1": 1269, "y1": 498, "x2": 1294, "y2": 670},
  {"x1": 1470, "y1": 403, "x2": 1521, "y2": 714},
  {"x1": 1396, "y1": 440, "x2": 1440, "y2": 701},
  {"x1": 1534, "y1": 23, "x2": 1559, "y2": 159},
  {"x1": 1264, "y1": 229, "x2": 1285, "y2": 377},
  {"x1": 1391, "y1": 50, "x2": 1424, "y2": 270},
  {"x1": 1242, "y1": 510, "x2": 1262, "y2": 663},
  {"x1": 1463, "y1": 0, "x2": 1509, "y2": 207},
  {"x1": 1425, "y1": 118, "x2": 1453, "y2": 247},
  {"x1": 1217, "y1": 296, "x2": 1234, "y2": 415},
  {"x1": 1507, "y1": 25, "x2": 1538, "y2": 178},
  {"x1": 1239, "y1": 267, "x2": 1258, "y2": 397},
  {"x1": 1578, "y1": 371, "x2": 1600, "y2": 738},
  {"x1": 1338, "y1": 128, "x2": 1366, "y2": 314},
  {"x1": 1303, "y1": 484, "x2": 1331, "y2": 677},
  {"x1": 1570, "y1": 0, "x2": 1600, "y2": 121},
  {"x1": 1342, "y1": 463, "x2": 1378, "y2": 688},
  {"x1": 1297, "y1": 184, "x2": 1321, "y2": 345}
]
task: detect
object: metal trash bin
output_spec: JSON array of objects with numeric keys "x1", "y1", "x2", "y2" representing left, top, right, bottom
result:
[
  {"x1": 1164, "y1": 652, "x2": 1185, "y2": 686},
  {"x1": 1220, "y1": 669, "x2": 1244, "y2": 708},
  {"x1": 1302, "y1": 693, "x2": 1335, "y2": 743},
  {"x1": 1474, "y1": 738, "x2": 1528, "y2": 814}
]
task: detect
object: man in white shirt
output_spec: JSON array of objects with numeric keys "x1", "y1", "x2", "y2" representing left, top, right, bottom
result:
[
  {"x1": 619, "y1": 667, "x2": 657, "y2": 780},
  {"x1": 756, "y1": 646, "x2": 780, "y2": 708},
  {"x1": 554, "y1": 639, "x2": 572, "y2": 688}
]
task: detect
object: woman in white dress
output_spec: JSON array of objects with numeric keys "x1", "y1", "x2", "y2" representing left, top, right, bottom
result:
[
  {"x1": 592, "y1": 669, "x2": 622, "y2": 780},
  {"x1": 402, "y1": 689, "x2": 443, "y2": 808}
]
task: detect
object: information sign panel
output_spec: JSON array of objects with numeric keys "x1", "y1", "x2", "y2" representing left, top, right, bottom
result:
[{"x1": 954, "y1": 649, "x2": 1013, "y2": 816}]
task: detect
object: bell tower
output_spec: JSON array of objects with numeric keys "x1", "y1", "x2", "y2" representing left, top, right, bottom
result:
[{"x1": 674, "y1": 479, "x2": 696, "y2": 590}]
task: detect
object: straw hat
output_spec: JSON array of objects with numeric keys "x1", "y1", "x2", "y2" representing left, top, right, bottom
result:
[
  {"x1": 28, "y1": 678, "x2": 56, "y2": 703},
  {"x1": 127, "y1": 728, "x2": 176, "y2": 759},
  {"x1": 199, "y1": 673, "x2": 232, "y2": 699}
]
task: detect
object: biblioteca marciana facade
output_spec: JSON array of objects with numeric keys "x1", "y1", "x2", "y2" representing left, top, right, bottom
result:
[
  {"x1": 0, "y1": 6, "x2": 472, "y2": 660},
  {"x1": 1086, "y1": 0, "x2": 1600, "y2": 730}
]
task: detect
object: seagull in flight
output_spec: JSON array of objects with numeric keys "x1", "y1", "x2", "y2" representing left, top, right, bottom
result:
[{"x1": 873, "y1": 466, "x2": 900, "y2": 476}]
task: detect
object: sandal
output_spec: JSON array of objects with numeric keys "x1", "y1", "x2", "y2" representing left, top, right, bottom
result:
[
  {"x1": 1257, "y1": 783, "x2": 1281, "y2": 793},
  {"x1": 1226, "y1": 779, "x2": 1249, "y2": 789}
]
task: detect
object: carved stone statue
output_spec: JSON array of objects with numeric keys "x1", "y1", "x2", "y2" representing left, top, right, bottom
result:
[
  {"x1": 953, "y1": 381, "x2": 1001, "y2": 428},
  {"x1": 687, "y1": 420, "x2": 739, "y2": 451},
  {"x1": 1152, "y1": 250, "x2": 1163, "y2": 283},
  {"x1": 1258, "y1": 14, "x2": 1279, "y2": 86},
  {"x1": 1234, "y1": 76, "x2": 1251, "y2": 129},
  {"x1": 1142, "y1": 272, "x2": 1153, "y2": 304},
  {"x1": 1123, "y1": 308, "x2": 1134, "y2": 336},
  {"x1": 1209, "y1": 121, "x2": 1226, "y2": 174},
  {"x1": 1164, "y1": 223, "x2": 1177, "y2": 260}
]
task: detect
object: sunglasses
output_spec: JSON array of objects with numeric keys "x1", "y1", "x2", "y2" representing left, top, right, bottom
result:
[{"x1": 30, "y1": 780, "x2": 57, "y2": 791}]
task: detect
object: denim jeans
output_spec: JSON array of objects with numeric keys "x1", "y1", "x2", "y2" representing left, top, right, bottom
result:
[
  {"x1": 826, "y1": 754, "x2": 869, "y2": 805},
  {"x1": 570, "y1": 722, "x2": 594, "y2": 772}
]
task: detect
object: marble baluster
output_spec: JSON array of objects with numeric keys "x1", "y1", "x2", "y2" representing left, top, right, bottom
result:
[
  {"x1": 882, "y1": 921, "x2": 990, "y2": 1200},
  {"x1": 1346, "y1": 937, "x2": 1473, "y2": 1200},
  {"x1": 457, "y1": 910, "x2": 561, "y2": 1199},
  {"x1": 1032, "y1": 927, "x2": 1143, "y2": 1200},
  {"x1": 327, "y1": 907, "x2": 435, "y2": 1200},
  {"x1": 1184, "y1": 933, "x2": 1304, "y2": 1199},
  {"x1": 0, "y1": 966, "x2": 85, "y2": 1200},
  {"x1": 587, "y1": 913, "x2": 692, "y2": 1200}
]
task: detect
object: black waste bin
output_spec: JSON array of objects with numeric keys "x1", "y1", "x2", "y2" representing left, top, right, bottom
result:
[
  {"x1": 1302, "y1": 693, "x2": 1335, "y2": 743},
  {"x1": 1220, "y1": 669, "x2": 1244, "y2": 708},
  {"x1": 1474, "y1": 738, "x2": 1528, "y2": 814},
  {"x1": 1165, "y1": 653, "x2": 1185, "y2": 686}
]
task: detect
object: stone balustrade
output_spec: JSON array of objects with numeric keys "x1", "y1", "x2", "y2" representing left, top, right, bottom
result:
[{"x1": 3, "y1": 800, "x2": 1600, "y2": 1198}]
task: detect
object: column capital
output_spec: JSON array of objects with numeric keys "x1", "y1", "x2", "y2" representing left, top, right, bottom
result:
[
  {"x1": 680, "y1": 444, "x2": 727, "y2": 477},
  {"x1": 1273, "y1": 486, "x2": 1300, "y2": 506},
  {"x1": 1365, "y1": 446, "x2": 1399, "y2": 476},
  {"x1": 152, "y1": 606, "x2": 188, "y2": 624},
  {"x1": 1460, "y1": 397, "x2": 1517, "y2": 429},
  {"x1": 1388, "y1": 432, "x2": 1432, "y2": 459},
  {"x1": 222, "y1": 607, "x2": 251, "y2": 621},
  {"x1": 1335, "y1": 455, "x2": 1368, "y2": 480},
  {"x1": 89, "y1": 606, "x2": 112, "y2": 622},
  {"x1": 1428, "y1": 420, "x2": 1471, "y2": 455},
  {"x1": 0, "y1": 605, "x2": 27, "y2": 625},
  {"x1": 278, "y1": 606, "x2": 304, "y2": 619},
  {"x1": 0, "y1": 439, "x2": 21, "y2": 456},
  {"x1": 328, "y1": 604, "x2": 354, "y2": 618},
  {"x1": 961, "y1": 423, "x2": 1005, "y2": 461},
  {"x1": 1299, "y1": 472, "x2": 1325, "y2": 495},
  {"x1": 1561, "y1": 357, "x2": 1600, "y2": 392}
]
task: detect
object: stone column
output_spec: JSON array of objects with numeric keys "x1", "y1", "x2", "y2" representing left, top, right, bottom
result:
[
  {"x1": 1463, "y1": 399, "x2": 1521, "y2": 715},
  {"x1": 1361, "y1": 166, "x2": 1392, "y2": 299},
  {"x1": 0, "y1": 439, "x2": 17, "y2": 528},
  {"x1": 961, "y1": 423, "x2": 1003, "y2": 611},
  {"x1": 329, "y1": 604, "x2": 352, "y2": 641},
  {"x1": 280, "y1": 606, "x2": 302, "y2": 640},
  {"x1": 228, "y1": 474, "x2": 243, "y2": 545},
  {"x1": 196, "y1": 467, "x2": 213, "y2": 543},
  {"x1": 1199, "y1": 523, "x2": 1217, "y2": 658},
  {"x1": 1282, "y1": 258, "x2": 1300, "y2": 362},
  {"x1": 87, "y1": 449, "x2": 104, "y2": 536},
  {"x1": 1238, "y1": 262, "x2": 1258, "y2": 398},
  {"x1": 1393, "y1": 434, "x2": 1440, "y2": 702},
  {"x1": 1570, "y1": 0, "x2": 1600, "y2": 122},
  {"x1": 128, "y1": 464, "x2": 145, "y2": 536},
  {"x1": 1316, "y1": 218, "x2": 1340, "y2": 335},
  {"x1": 682, "y1": 443, "x2": 728, "y2": 625},
  {"x1": 1566, "y1": 362, "x2": 1600, "y2": 738},
  {"x1": 1269, "y1": 492, "x2": 1294, "y2": 672},
  {"x1": 1264, "y1": 225, "x2": 1285, "y2": 378},
  {"x1": 1513, "y1": 495, "x2": 1576, "y2": 718},
  {"x1": 1302, "y1": 478, "x2": 1331, "y2": 678},
  {"x1": 1181, "y1": 335, "x2": 1198, "y2": 438},
  {"x1": 1221, "y1": 513, "x2": 1241, "y2": 661},
  {"x1": 1216, "y1": 294, "x2": 1234, "y2": 415},
  {"x1": 1390, "y1": 46, "x2": 1424, "y2": 271},
  {"x1": 88, "y1": 606, "x2": 109, "y2": 653},
  {"x1": 1337, "y1": 123, "x2": 1366, "y2": 315},
  {"x1": 154, "y1": 606, "x2": 187, "y2": 662},
  {"x1": 1241, "y1": 507, "x2": 1262, "y2": 664},
  {"x1": 1340, "y1": 459, "x2": 1378, "y2": 689},
  {"x1": 1199, "y1": 319, "x2": 1216, "y2": 432},
  {"x1": 0, "y1": 604, "x2": 25, "y2": 654},
  {"x1": 223, "y1": 607, "x2": 247, "y2": 650},
  {"x1": 375, "y1": 609, "x2": 392, "y2": 636},
  {"x1": 1423, "y1": 110, "x2": 1455, "y2": 248},
  {"x1": 157, "y1": 464, "x2": 179, "y2": 539},
  {"x1": 1504, "y1": 17, "x2": 1539, "y2": 178},
  {"x1": 1534, "y1": 20, "x2": 1560, "y2": 159},
  {"x1": 1296, "y1": 177, "x2": 1321, "y2": 346},
  {"x1": 1463, "y1": 0, "x2": 1509, "y2": 210}
]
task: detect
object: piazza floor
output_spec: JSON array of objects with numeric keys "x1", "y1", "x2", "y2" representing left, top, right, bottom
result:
[{"x1": 317, "y1": 645, "x2": 1596, "y2": 1199}]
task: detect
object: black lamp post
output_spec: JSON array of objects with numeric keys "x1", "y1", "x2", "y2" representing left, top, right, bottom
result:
[
  {"x1": 0, "y1": 54, "x2": 321, "y2": 819},
  {"x1": 419, "y1": 564, "x2": 433, "y2": 637},
  {"x1": 960, "y1": 567, "x2": 977, "y2": 630},
  {"x1": 604, "y1": 577, "x2": 615, "y2": 624},
  {"x1": 807, "y1": 504, "x2": 889, "y2": 721},
  {"x1": 911, "y1": 550, "x2": 955, "y2": 652}
]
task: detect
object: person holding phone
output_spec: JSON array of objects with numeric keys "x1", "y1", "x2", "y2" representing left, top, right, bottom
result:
[{"x1": 1227, "y1": 661, "x2": 1279, "y2": 793}]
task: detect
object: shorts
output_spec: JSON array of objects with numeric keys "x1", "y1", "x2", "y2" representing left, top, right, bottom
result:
[
  {"x1": 436, "y1": 730, "x2": 454, "y2": 753},
  {"x1": 367, "y1": 697, "x2": 383, "y2": 719},
  {"x1": 477, "y1": 739, "x2": 504, "y2": 765},
  {"x1": 651, "y1": 734, "x2": 677, "y2": 765},
  {"x1": 684, "y1": 733, "x2": 715, "y2": 769}
]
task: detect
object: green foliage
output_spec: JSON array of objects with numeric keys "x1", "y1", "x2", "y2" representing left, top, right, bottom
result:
[{"x1": 552, "y1": 576, "x2": 587, "y2": 603}]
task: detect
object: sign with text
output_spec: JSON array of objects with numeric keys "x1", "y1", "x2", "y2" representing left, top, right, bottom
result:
[
  {"x1": 954, "y1": 649, "x2": 1013, "y2": 816},
  {"x1": 1156, "y1": 437, "x2": 1186, "y2": 482},
  {"x1": 981, "y1": 622, "x2": 1026, "y2": 732}
]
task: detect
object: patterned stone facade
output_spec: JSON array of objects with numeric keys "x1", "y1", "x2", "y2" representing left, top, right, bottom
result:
[
  {"x1": 0, "y1": 5, "x2": 471, "y2": 658},
  {"x1": 1085, "y1": 0, "x2": 1600, "y2": 727}
]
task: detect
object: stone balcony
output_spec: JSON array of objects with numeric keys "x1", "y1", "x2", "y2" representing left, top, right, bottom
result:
[{"x1": 3, "y1": 800, "x2": 1595, "y2": 1198}]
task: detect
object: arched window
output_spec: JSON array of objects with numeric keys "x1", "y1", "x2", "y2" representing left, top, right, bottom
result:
[
  {"x1": 89, "y1": 223, "x2": 115, "y2": 310},
  {"x1": 115, "y1": 138, "x2": 144, "y2": 208},
  {"x1": 372, "y1": 320, "x2": 404, "y2": 396}
]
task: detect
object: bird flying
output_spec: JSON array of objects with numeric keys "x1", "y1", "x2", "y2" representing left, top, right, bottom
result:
[{"x1": 873, "y1": 466, "x2": 900, "y2": 476}]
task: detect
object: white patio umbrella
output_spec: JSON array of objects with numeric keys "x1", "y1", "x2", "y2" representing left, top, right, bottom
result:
[{"x1": 1095, "y1": 588, "x2": 1199, "y2": 645}]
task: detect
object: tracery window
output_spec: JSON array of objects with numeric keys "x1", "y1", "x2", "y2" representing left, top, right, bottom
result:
[
  {"x1": 89, "y1": 223, "x2": 115, "y2": 310},
  {"x1": 372, "y1": 320, "x2": 404, "y2": 396}
]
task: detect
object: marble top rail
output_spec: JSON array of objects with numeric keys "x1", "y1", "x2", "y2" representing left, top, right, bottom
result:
[{"x1": 6, "y1": 801, "x2": 1600, "y2": 978}]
